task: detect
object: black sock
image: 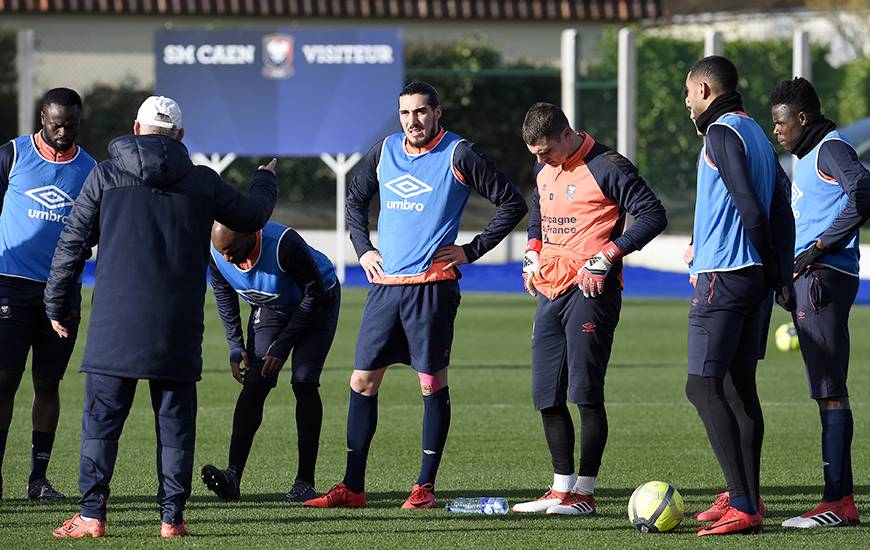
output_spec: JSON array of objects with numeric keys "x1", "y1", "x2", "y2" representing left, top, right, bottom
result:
[
  {"x1": 292, "y1": 382, "x2": 322, "y2": 486},
  {"x1": 578, "y1": 403, "x2": 608, "y2": 477},
  {"x1": 821, "y1": 408, "x2": 853, "y2": 502},
  {"x1": 686, "y1": 374, "x2": 756, "y2": 514},
  {"x1": 343, "y1": 389, "x2": 377, "y2": 493},
  {"x1": 540, "y1": 404, "x2": 574, "y2": 475},
  {"x1": 228, "y1": 384, "x2": 272, "y2": 479},
  {"x1": 724, "y1": 370, "x2": 764, "y2": 507},
  {"x1": 29, "y1": 431, "x2": 55, "y2": 483},
  {"x1": 417, "y1": 387, "x2": 451, "y2": 487}
]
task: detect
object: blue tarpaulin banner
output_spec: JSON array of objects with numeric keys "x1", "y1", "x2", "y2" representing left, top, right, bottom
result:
[
  {"x1": 155, "y1": 28, "x2": 403, "y2": 156},
  {"x1": 80, "y1": 261, "x2": 867, "y2": 303}
]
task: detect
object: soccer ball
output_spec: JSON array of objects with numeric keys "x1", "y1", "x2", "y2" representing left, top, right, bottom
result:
[
  {"x1": 628, "y1": 481, "x2": 684, "y2": 533},
  {"x1": 775, "y1": 322, "x2": 800, "y2": 352}
]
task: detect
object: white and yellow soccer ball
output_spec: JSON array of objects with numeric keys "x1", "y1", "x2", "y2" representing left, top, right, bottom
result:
[
  {"x1": 628, "y1": 481, "x2": 684, "y2": 533},
  {"x1": 775, "y1": 322, "x2": 800, "y2": 352}
]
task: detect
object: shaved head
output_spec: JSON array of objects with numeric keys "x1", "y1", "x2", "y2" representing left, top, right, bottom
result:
[{"x1": 211, "y1": 222, "x2": 256, "y2": 265}]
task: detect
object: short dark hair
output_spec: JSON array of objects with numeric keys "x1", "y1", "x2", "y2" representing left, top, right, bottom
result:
[
  {"x1": 41, "y1": 87, "x2": 82, "y2": 111},
  {"x1": 688, "y1": 56, "x2": 738, "y2": 93},
  {"x1": 769, "y1": 77, "x2": 821, "y2": 116},
  {"x1": 522, "y1": 102, "x2": 570, "y2": 144},
  {"x1": 400, "y1": 81, "x2": 440, "y2": 108}
]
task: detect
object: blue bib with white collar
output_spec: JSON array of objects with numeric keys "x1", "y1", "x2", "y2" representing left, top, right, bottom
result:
[
  {"x1": 792, "y1": 130, "x2": 859, "y2": 275},
  {"x1": 210, "y1": 222, "x2": 336, "y2": 312},
  {"x1": 691, "y1": 113, "x2": 776, "y2": 274},
  {"x1": 0, "y1": 135, "x2": 95, "y2": 282}
]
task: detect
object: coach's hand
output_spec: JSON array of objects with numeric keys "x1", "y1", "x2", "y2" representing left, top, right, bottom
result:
[
  {"x1": 360, "y1": 249, "x2": 385, "y2": 282},
  {"x1": 258, "y1": 158, "x2": 278, "y2": 174},
  {"x1": 50, "y1": 319, "x2": 70, "y2": 339},
  {"x1": 522, "y1": 250, "x2": 540, "y2": 297},
  {"x1": 434, "y1": 245, "x2": 469, "y2": 271},
  {"x1": 230, "y1": 351, "x2": 249, "y2": 384},
  {"x1": 262, "y1": 354, "x2": 287, "y2": 378}
]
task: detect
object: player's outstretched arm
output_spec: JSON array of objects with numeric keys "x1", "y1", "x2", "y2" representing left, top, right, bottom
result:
[
  {"x1": 45, "y1": 164, "x2": 104, "y2": 333},
  {"x1": 452, "y1": 142, "x2": 528, "y2": 263},
  {"x1": 213, "y1": 159, "x2": 278, "y2": 234}
]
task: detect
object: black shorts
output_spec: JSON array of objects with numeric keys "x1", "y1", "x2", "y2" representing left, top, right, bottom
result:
[
  {"x1": 793, "y1": 268, "x2": 858, "y2": 400},
  {"x1": 0, "y1": 298, "x2": 79, "y2": 380},
  {"x1": 531, "y1": 284, "x2": 621, "y2": 409},
  {"x1": 244, "y1": 285, "x2": 340, "y2": 387},
  {"x1": 354, "y1": 281, "x2": 461, "y2": 374},
  {"x1": 687, "y1": 267, "x2": 772, "y2": 378}
]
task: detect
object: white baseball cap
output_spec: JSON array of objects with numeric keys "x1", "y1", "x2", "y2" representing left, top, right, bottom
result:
[{"x1": 136, "y1": 95, "x2": 182, "y2": 129}]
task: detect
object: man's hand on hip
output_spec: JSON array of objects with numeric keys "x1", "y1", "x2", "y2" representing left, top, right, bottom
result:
[
  {"x1": 360, "y1": 249, "x2": 385, "y2": 282},
  {"x1": 433, "y1": 245, "x2": 469, "y2": 270}
]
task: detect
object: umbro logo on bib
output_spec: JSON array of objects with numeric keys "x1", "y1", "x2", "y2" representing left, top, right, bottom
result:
[
  {"x1": 237, "y1": 289, "x2": 280, "y2": 304},
  {"x1": 25, "y1": 185, "x2": 74, "y2": 210},
  {"x1": 384, "y1": 175, "x2": 432, "y2": 199},
  {"x1": 384, "y1": 175, "x2": 432, "y2": 212}
]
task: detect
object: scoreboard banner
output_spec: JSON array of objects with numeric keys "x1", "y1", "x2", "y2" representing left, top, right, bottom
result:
[{"x1": 155, "y1": 28, "x2": 403, "y2": 156}]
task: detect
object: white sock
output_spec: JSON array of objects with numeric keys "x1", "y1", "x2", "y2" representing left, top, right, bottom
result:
[
  {"x1": 573, "y1": 476, "x2": 596, "y2": 495},
  {"x1": 552, "y1": 473, "x2": 576, "y2": 493},
  {"x1": 79, "y1": 515, "x2": 97, "y2": 522}
]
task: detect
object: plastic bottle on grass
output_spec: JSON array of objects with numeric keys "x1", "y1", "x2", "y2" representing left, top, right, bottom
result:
[{"x1": 445, "y1": 497, "x2": 509, "y2": 515}]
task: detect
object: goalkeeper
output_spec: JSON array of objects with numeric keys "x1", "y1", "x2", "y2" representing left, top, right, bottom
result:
[{"x1": 513, "y1": 103, "x2": 667, "y2": 516}]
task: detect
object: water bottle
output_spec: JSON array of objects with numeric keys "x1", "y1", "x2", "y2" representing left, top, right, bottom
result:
[{"x1": 445, "y1": 497, "x2": 509, "y2": 515}]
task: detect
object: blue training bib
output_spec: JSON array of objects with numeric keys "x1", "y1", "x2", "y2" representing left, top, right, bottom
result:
[
  {"x1": 211, "y1": 221, "x2": 336, "y2": 312},
  {"x1": 0, "y1": 135, "x2": 95, "y2": 282}
]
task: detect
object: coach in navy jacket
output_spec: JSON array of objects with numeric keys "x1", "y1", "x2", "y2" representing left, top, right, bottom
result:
[{"x1": 45, "y1": 96, "x2": 277, "y2": 538}]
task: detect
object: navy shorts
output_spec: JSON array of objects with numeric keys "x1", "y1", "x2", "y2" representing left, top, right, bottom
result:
[
  {"x1": 244, "y1": 285, "x2": 340, "y2": 387},
  {"x1": 531, "y1": 284, "x2": 621, "y2": 409},
  {"x1": 0, "y1": 298, "x2": 79, "y2": 380},
  {"x1": 354, "y1": 281, "x2": 461, "y2": 374},
  {"x1": 793, "y1": 268, "x2": 858, "y2": 400},
  {"x1": 688, "y1": 267, "x2": 772, "y2": 378}
]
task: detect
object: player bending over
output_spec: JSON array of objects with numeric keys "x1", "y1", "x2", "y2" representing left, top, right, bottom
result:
[{"x1": 201, "y1": 221, "x2": 339, "y2": 503}]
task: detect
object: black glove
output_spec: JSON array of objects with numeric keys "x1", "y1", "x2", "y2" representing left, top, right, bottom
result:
[
  {"x1": 761, "y1": 257, "x2": 781, "y2": 290},
  {"x1": 775, "y1": 282, "x2": 796, "y2": 312},
  {"x1": 794, "y1": 243, "x2": 825, "y2": 276}
]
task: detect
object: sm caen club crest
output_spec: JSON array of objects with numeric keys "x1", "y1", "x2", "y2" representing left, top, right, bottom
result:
[{"x1": 262, "y1": 34, "x2": 294, "y2": 79}]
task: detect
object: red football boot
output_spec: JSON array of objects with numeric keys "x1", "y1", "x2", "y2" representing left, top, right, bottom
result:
[{"x1": 303, "y1": 483, "x2": 366, "y2": 508}]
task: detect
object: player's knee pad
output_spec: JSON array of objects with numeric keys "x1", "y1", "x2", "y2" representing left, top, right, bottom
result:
[{"x1": 418, "y1": 372, "x2": 446, "y2": 395}]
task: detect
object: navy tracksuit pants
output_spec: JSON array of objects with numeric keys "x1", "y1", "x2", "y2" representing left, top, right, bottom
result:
[{"x1": 78, "y1": 373, "x2": 197, "y2": 523}]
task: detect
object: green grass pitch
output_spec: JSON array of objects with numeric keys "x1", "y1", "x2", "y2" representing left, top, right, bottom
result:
[{"x1": 0, "y1": 288, "x2": 867, "y2": 548}]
